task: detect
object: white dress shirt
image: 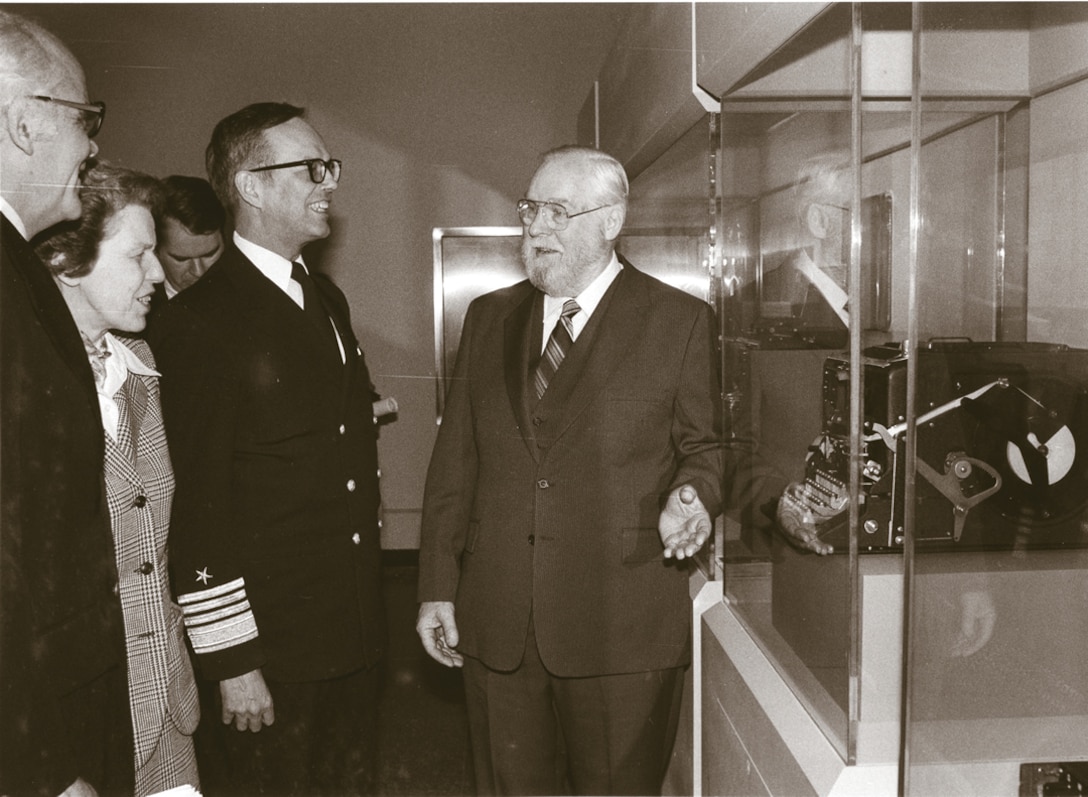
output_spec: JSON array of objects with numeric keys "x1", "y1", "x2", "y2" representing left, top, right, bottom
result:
[
  {"x1": 540, "y1": 254, "x2": 623, "y2": 354},
  {"x1": 0, "y1": 197, "x2": 28, "y2": 239}
]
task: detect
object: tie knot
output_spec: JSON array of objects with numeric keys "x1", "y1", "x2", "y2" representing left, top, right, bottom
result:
[
  {"x1": 291, "y1": 261, "x2": 308, "y2": 282},
  {"x1": 561, "y1": 299, "x2": 580, "y2": 320}
]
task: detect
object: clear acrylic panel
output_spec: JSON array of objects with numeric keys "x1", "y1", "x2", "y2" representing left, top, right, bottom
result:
[
  {"x1": 718, "y1": 4, "x2": 860, "y2": 759},
  {"x1": 905, "y1": 4, "x2": 1088, "y2": 794},
  {"x1": 624, "y1": 113, "x2": 720, "y2": 576}
]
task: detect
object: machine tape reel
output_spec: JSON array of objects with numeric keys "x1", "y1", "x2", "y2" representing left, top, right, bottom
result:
[
  {"x1": 806, "y1": 343, "x2": 1088, "y2": 550},
  {"x1": 962, "y1": 374, "x2": 1088, "y2": 530}
]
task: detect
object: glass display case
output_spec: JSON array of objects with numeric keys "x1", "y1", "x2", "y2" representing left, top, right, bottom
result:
[
  {"x1": 622, "y1": 3, "x2": 1088, "y2": 794},
  {"x1": 905, "y1": 5, "x2": 1088, "y2": 795}
]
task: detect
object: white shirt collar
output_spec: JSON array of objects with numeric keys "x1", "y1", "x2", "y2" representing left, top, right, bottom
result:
[
  {"x1": 96, "y1": 334, "x2": 159, "y2": 441},
  {"x1": 234, "y1": 231, "x2": 307, "y2": 292},
  {"x1": 0, "y1": 198, "x2": 28, "y2": 240},
  {"x1": 101, "y1": 333, "x2": 159, "y2": 392},
  {"x1": 542, "y1": 253, "x2": 623, "y2": 336}
]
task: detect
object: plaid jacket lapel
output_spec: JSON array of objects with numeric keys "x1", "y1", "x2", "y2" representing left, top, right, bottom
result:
[{"x1": 108, "y1": 375, "x2": 138, "y2": 468}]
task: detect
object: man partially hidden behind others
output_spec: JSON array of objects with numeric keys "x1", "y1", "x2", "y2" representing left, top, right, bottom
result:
[{"x1": 154, "y1": 174, "x2": 225, "y2": 300}]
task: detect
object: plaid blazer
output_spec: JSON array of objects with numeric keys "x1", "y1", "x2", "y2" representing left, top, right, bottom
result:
[{"x1": 104, "y1": 336, "x2": 199, "y2": 770}]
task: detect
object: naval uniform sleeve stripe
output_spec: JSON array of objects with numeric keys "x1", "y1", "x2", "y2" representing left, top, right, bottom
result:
[
  {"x1": 186, "y1": 612, "x2": 259, "y2": 655},
  {"x1": 182, "y1": 599, "x2": 253, "y2": 629},
  {"x1": 178, "y1": 576, "x2": 247, "y2": 605},
  {"x1": 179, "y1": 590, "x2": 249, "y2": 620}
]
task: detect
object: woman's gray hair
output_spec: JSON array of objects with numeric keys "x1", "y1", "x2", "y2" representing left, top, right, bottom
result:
[{"x1": 35, "y1": 161, "x2": 163, "y2": 278}]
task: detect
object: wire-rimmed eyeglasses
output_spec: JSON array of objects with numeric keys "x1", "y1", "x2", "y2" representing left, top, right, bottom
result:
[
  {"x1": 29, "y1": 95, "x2": 106, "y2": 138},
  {"x1": 516, "y1": 199, "x2": 609, "y2": 230},
  {"x1": 250, "y1": 158, "x2": 342, "y2": 184}
]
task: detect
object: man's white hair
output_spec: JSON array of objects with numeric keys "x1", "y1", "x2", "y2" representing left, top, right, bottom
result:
[
  {"x1": 0, "y1": 10, "x2": 77, "y2": 110},
  {"x1": 541, "y1": 145, "x2": 629, "y2": 210}
]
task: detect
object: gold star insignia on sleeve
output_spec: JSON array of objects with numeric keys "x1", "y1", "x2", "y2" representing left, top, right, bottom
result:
[{"x1": 195, "y1": 567, "x2": 212, "y2": 585}]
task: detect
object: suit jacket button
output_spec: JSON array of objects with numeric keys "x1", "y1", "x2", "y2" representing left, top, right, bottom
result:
[
  {"x1": 133, "y1": 495, "x2": 148, "y2": 508},
  {"x1": 532, "y1": 416, "x2": 543, "y2": 426},
  {"x1": 137, "y1": 562, "x2": 153, "y2": 575},
  {"x1": 346, "y1": 479, "x2": 357, "y2": 492},
  {"x1": 352, "y1": 532, "x2": 361, "y2": 545},
  {"x1": 537, "y1": 479, "x2": 549, "y2": 489},
  {"x1": 528, "y1": 534, "x2": 535, "y2": 545}
]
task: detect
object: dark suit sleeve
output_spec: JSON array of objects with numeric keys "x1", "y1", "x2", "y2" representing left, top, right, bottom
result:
[
  {"x1": 149, "y1": 301, "x2": 264, "y2": 681},
  {"x1": 670, "y1": 300, "x2": 788, "y2": 524},
  {"x1": 417, "y1": 299, "x2": 483, "y2": 603},
  {"x1": 667, "y1": 300, "x2": 727, "y2": 515}
]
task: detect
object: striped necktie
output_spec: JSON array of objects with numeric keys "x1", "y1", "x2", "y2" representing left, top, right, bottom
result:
[{"x1": 533, "y1": 299, "x2": 580, "y2": 400}]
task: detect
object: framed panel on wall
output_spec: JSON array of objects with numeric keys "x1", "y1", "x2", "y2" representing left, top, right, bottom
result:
[{"x1": 432, "y1": 227, "x2": 524, "y2": 422}]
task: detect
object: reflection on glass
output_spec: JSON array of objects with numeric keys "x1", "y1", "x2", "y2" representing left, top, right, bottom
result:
[{"x1": 720, "y1": 107, "x2": 858, "y2": 758}]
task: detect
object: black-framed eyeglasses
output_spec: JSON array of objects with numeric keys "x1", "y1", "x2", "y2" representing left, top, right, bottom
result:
[
  {"x1": 250, "y1": 158, "x2": 342, "y2": 184},
  {"x1": 516, "y1": 199, "x2": 609, "y2": 230},
  {"x1": 30, "y1": 95, "x2": 106, "y2": 138}
]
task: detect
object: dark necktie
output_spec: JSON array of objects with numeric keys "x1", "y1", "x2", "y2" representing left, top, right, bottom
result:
[
  {"x1": 533, "y1": 299, "x2": 580, "y2": 400},
  {"x1": 291, "y1": 261, "x2": 337, "y2": 349}
]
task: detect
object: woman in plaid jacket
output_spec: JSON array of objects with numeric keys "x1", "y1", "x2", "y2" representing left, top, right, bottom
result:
[{"x1": 37, "y1": 163, "x2": 200, "y2": 796}]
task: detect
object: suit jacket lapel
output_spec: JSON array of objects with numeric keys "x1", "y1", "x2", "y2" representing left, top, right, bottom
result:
[
  {"x1": 319, "y1": 281, "x2": 364, "y2": 414},
  {"x1": 535, "y1": 267, "x2": 645, "y2": 440},
  {"x1": 504, "y1": 286, "x2": 543, "y2": 461},
  {"x1": 312, "y1": 271, "x2": 351, "y2": 373}
]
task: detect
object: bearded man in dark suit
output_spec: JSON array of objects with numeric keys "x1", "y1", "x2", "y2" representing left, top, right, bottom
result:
[
  {"x1": 0, "y1": 10, "x2": 134, "y2": 796},
  {"x1": 149, "y1": 102, "x2": 385, "y2": 795},
  {"x1": 417, "y1": 146, "x2": 721, "y2": 796}
]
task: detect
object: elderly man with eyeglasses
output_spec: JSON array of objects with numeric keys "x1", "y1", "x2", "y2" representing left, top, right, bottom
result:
[
  {"x1": 417, "y1": 145, "x2": 722, "y2": 796},
  {"x1": 148, "y1": 102, "x2": 386, "y2": 795},
  {"x1": 0, "y1": 10, "x2": 136, "y2": 797}
]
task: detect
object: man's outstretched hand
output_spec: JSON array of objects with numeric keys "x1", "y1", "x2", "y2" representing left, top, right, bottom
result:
[{"x1": 659, "y1": 484, "x2": 712, "y2": 560}]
